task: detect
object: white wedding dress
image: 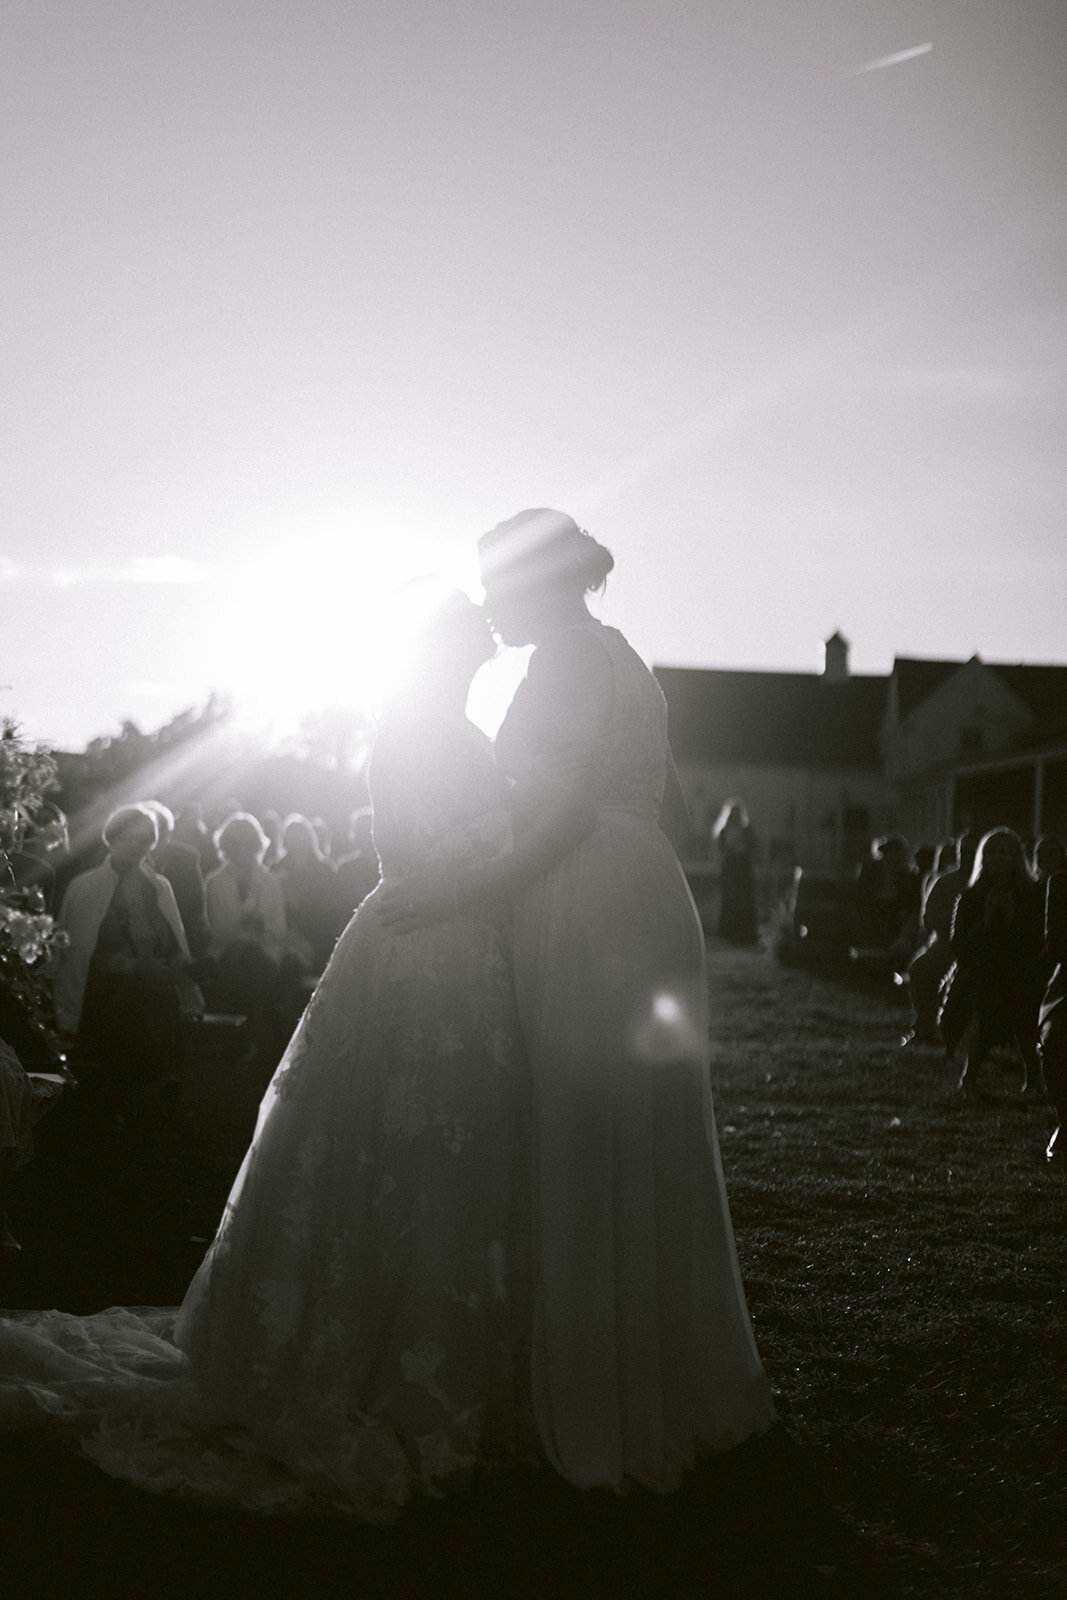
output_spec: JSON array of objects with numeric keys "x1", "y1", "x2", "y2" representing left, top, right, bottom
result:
[
  {"x1": 495, "y1": 619, "x2": 775, "y2": 1492},
  {"x1": 0, "y1": 711, "x2": 533, "y2": 1520}
]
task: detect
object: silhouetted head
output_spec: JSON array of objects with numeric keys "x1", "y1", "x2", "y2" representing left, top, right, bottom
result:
[
  {"x1": 478, "y1": 509, "x2": 614, "y2": 646},
  {"x1": 140, "y1": 799, "x2": 175, "y2": 848},
  {"x1": 1033, "y1": 834, "x2": 1067, "y2": 881},
  {"x1": 215, "y1": 811, "x2": 269, "y2": 870},
  {"x1": 712, "y1": 798, "x2": 750, "y2": 837},
  {"x1": 970, "y1": 826, "x2": 1032, "y2": 891},
  {"x1": 103, "y1": 804, "x2": 159, "y2": 870},
  {"x1": 956, "y1": 830, "x2": 981, "y2": 879},
  {"x1": 387, "y1": 578, "x2": 495, "y2": 709},
  {"x1": 281, "y1": 813, "x2": 322, "y2": 864}
]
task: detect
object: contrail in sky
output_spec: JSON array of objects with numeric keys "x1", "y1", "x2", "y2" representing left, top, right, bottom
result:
[{"x1": 853, "y1": 42, "x2": 933, "y2": 74}]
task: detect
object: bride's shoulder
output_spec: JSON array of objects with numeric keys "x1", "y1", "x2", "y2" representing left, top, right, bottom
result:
[{"x1": 529, "y1": 625, "x2": 612, "y2": 697}]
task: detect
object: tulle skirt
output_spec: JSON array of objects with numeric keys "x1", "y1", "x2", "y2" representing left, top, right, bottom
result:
[{"x1": 0, "y1": 893, "x2": 533, "y2": 1519}]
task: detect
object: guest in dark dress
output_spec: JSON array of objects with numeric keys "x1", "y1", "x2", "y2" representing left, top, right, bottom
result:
[
  {"x1": 950, "y1": 827, "x2": 1045, "y2": 1099},
  {"x1": 712, "y1": 799, "x2": 758, "y2": 945},
  {"x1": 142, "y1": 800, "x2": 210, "y2": 961},
  {"x1": 54, "y1": 806, "x2": 201, "y2": 1115},
  {"x1": 903, "y1": 831, "x2": 978, "y2": 1048},
  {"x1": 855, "y1": 834, "x2": 922, "y2": 968},
  {"x1": 270, "y1": 813, "x2": 340, "y2": 974},
  {"x1": 1039, "y1": 869, "x2": 1067, "y2": 1162}
]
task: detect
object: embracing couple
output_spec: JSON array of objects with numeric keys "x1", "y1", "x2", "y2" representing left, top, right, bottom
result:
[{"x1": 0, "y1": 510, "x2": 774, "y2": 1520}]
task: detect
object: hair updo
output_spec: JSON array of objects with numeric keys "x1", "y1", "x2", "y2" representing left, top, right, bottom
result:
[{"x1": 478, "y1": 509, "x2": 614, "y2": 596}]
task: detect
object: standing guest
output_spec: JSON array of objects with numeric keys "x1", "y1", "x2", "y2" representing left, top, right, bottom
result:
[
  {"x1": 141, "y1": 800, "x2": 210, "y2": 961},
  {"x1": 205, "y1": 812, "x2": 289, "y2": 1056},
  {"x1": 258, "y1": 810, "x2": 283, "y2": 869},
  {"x1": 903, "y1": 832, "x2": 979, "y2": 1049},
  {"x1": 950, "y1": 827, "x2": 1045, "y2": 1099},
  {"x1": 856, "y1": 834, "x2": 922, "y2": 967},
  {"x1": 271, "y1": 813, "x2": 340, "y2": 974},
  {"x1": 1032, "y1": 835, "x2": 1067, "y2": 891},
  {"x1": 53, "y1": 806, "x2": 200, "y2": 1115},
  {"x1": 712, "y1": 799, "x2": 759, "y2": 945},
  {"x1": 1038, "y1": 869, "x2": 1067, "y2": 1163},
  {"x1": 0, "y1": 1037, "x2": 37, "y2": 1252},
  {"x1": 173, "y1": 803, "x2": 220, "y2": 879},
  {"x1": 913, "y1": 843, "x2": 936, "y2": 881}
]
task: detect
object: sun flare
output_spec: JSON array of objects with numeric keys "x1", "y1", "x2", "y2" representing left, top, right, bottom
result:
[{"x1": 201, "y1": 530, "x2": 524, "y2": 740}]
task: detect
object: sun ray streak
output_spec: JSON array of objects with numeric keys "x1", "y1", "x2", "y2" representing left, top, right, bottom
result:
[{"x1": 853, "y1": 42, "x2": 933, "y2": 75}]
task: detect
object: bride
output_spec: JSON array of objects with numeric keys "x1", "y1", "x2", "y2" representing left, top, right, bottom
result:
[
  {"x1": 0, "y1": 583, "x2": 535, "y2": 1520},
  {"x1": 381, "y1": 510, "x2": 775, "y2": 1492}
]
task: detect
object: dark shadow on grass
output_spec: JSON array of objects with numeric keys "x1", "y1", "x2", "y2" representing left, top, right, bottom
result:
[{"x1": 0, "y1": 1424, "x2": 894, "y2": 1600}]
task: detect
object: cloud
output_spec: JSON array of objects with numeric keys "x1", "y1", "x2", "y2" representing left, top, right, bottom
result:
[
  {"x1": 853, "y1": 42, "x2": 932, "y2": 75},
  {"x1": 50, "y1": 555, "x2": 208, "y2": 588},
  {"x1": 0, "y1": 557, "x2": 20, "y2": 583}
]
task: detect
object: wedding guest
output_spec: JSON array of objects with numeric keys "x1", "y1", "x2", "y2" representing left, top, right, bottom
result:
[
  {"x1": 950, "y1": 827, "x2": 1045, "y2": 1099},
  {"x1": 173, "y1": 803, "x2": 220, "y2": 879},
  {"x1": 259, "y1": 810, "x2": 283, "y2": 869},
  {"x1": 1032, "y1": 834, "x2": 1066, "y2": 890},
  {"x1": 53, "y1": 806, "x2": 200, "y2": 1115},
  {"x1": 271, "y1": 813, "x2": 340, "y2": 974},
  {"x1": 205, "y1": 812, "x2": 290, "y2": 1057},
  {"x1": 142, "y1": 800, "x2": 210, "y2": 961},
  {"x1": 711, "y1": 799, "x2": 758, "y2": 944},
  {"x1": 1039, "y1": 869, "x2": 1067, "y2": 1163},
  {"x1": 913, "y1": 843, "x2": 936, "y2": 881},
  {"x1": 0, "y1": 1037, "x2": 37, "y2": 1252},
  {"x1": 856, "y1": 834, "x2": 922, "y2": 966},
  {"x1": 903, "y1": 831, "x2": 979, "y2": 1049}
]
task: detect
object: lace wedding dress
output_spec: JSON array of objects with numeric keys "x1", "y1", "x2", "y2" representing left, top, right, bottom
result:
[
  {"x1": 0, "y1": 712, "x2": 532, "y2": 1520},
  {"x1": 495, "y1": 620, "x2": 775, "y2": 1492}
]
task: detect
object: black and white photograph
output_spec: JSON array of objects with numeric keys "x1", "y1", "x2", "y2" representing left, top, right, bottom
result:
[{"x1": 1, "y1": 4, "x2": 1064, "y2": 1596}]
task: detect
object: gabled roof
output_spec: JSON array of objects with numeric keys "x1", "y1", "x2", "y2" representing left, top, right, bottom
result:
[
  {"x1": 891, "y1": 658, "x2": 961, "y2": 720},
  {"x1": 653, "y1": 666, "x2": 887, "y2": 770},
  {"x1": 891, "y1": 656, "x2": 1067, "y2": 728}
]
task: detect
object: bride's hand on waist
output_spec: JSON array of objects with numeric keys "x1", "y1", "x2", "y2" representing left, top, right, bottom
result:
[{"x1": 377, "y1": 872, "x2": 460, "y2": 933}]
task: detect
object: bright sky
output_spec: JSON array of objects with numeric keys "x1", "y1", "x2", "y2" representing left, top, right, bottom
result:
[{"x1": 2, "y1": 0, "x2": 1064, "y2": 748}]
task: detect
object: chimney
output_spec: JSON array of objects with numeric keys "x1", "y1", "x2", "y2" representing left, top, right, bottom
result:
[{"x1": 823, "y1": 631, "x2": 850, "y2": 680}]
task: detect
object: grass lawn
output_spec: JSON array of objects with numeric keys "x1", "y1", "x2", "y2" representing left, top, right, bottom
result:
[
  {"x1": 710, "y1": 945, "x2": 1065, "y2": 1598},
  {"x1": 1, "y1": 945, "x2": 1062, "y2": 1598}
]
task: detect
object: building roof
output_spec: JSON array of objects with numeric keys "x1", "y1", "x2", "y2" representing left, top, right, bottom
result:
[
  {"x1": 653, "y1": 666, "x2": 888, "y2": 770},
  {"x1": 892, "y1": 656, "x2": 1067, "y2": 729}
]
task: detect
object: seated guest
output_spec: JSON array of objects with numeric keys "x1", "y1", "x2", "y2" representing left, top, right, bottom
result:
[
  {"x1": 141, "y1": 799, "x2": 210, "y2": 961},
  {"x1": 271, "y1": 813, "x2": 340, "y2": 974},
  {"x1": 205, "y1": 812, "x2": 291, "y2": 1057},
  {"x1": 53, "y1": 805, "x2": 201, "y2": 1115},
  {"x1": 903, "y1": 831, "x2": 979, "y2": 1048},
  {"x1": 1039, "y1": 869, "x2": 1067, "y2": 1163},
  {"x1": 950, "y1": 827, "x2": 1045, "y2": 1099}
]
